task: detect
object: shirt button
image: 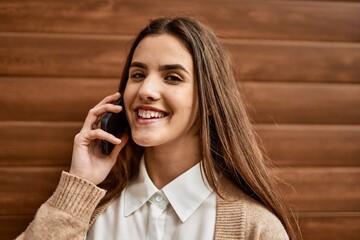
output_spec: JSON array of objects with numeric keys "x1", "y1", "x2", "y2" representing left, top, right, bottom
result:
[{"x1": 155, "y1": 195, "x2": 163, "y2": 202}]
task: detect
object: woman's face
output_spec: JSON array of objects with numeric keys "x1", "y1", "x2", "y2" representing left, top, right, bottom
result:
[{"x1": 124, "y1": 34, "x2": 199, "y2": 148}]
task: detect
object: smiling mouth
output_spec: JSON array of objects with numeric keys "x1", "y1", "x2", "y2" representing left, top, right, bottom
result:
[{"x1": 137, "y1": 109, "x2": 166, "y2": 119}]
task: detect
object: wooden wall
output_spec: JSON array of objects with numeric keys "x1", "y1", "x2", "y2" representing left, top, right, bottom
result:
[{"x1": 0, "y1": 0, "x2": 359, "y2": 239}]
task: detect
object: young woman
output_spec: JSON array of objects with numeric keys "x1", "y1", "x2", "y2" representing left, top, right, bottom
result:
[{"x1": 17, "y1": 17, "x2": 300, "y2": 240}]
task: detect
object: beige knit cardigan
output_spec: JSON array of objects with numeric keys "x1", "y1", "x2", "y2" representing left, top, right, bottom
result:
[{"x1": 16, "y1": 172, "x2": 288, "y2": 240}]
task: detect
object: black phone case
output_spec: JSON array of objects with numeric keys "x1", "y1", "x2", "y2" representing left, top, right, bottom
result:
[{"x1": 100, "y1": 96, "x2": 128, "y2": 155}]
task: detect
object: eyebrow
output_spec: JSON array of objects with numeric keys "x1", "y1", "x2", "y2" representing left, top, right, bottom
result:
[
  {"x1": 130, "y1": 61, "x2": 147, "y2": 69},
  {"x1": 130, "y1": 61, "x2": 191, "y2": 76}
]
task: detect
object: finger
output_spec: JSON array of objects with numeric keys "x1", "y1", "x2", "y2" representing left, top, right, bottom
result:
[
  {"x1": 83, "y1": 103, "x2": 123, "y2": 131},
  {"x1": 110, "y1": 132, "x2": 129, "y2": 159},
  {"x1": 84, "y1": 129, "x2": 122, "y2": 145},
  {"x1": 82, "y1": 92, "x2": 122, "y2": 129},
  {"x1": 91, "y1": 103, "x2": 123, "y2": 117}
]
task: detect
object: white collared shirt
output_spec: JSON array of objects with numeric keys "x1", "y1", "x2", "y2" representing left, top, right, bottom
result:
[{"x1": 86, "y1": 158, "x2": 216, "y2": 240}]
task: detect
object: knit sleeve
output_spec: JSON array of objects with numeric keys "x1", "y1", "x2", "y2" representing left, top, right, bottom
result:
[{"x1": 15, "y1": 171, "x2": 106, "y2": 240}]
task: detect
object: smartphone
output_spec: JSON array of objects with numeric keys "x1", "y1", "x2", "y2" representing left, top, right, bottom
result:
[{"x1": 101, "y1": 94, "x2": 128, "y2": 155}]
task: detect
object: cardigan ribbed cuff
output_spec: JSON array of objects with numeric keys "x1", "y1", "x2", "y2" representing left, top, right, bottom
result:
[{"x1": 47, "y1": 171, "x2": 106, "y2": 224}]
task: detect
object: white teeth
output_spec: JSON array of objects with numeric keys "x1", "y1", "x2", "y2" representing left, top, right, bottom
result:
[{"x1": 138, "y1": 109, "x2": 165, "y2": 119}]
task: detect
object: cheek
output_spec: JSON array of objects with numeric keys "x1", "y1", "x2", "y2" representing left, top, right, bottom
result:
[
  {"x1": 176, "y1": 93, "x2": 199, "y2": 123},
  {"x1": 124, "y1": 83, "x2": 136, "y2": 107},
  {"x1": 123, "y1": 84, "x2": 137, "y2": 119}
]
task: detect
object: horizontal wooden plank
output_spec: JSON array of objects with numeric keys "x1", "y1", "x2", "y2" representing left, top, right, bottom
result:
[
  {"x1": 299, "y1": 213, "x2": 360, "y2": 240},
  {"x1": 241, "y1": 82, "x2": 360, "y2": 124},
  {"x1": 277, "y1": 167, "x2": 360, "y2": 212},
  {"x1": 0, "y1": 34, "x2": 359, "y2": 83},
  {"x1": 0, "y1": 167, "x2": 63, "y2": 215},
  {"x1": 1, "y1": 77, "x2": 359, "y2": 124},
  {"x1": 0, "y1": 167, "x2": 358, "y2": 215},
  {"x1": 256, "y1": 125, "x2": 360, "y2": 167},
  {"x1": 0, "y1": 122, "x2": 80, "y2": 166},
  {"x1": 0, "y1": 0, "x2": 359, "y2": 42},
  {"x1": 0, "y1": 77, "x2": 119, "y2": 121},
  {"x1": 1, "y1": 122, "x2": 359, "y2": 167},
  {"x1": 285, "y1": 0, "x2": 360, "y2": 2},
  {"x1": 229, "y1": 40, "x2": 360, "y2": 83},
  {"x1": 0, "y1": 34, "x2": 129, "y2": 78},
  {"x1": 0, "y1": 215, "x2": 33, "y2": 240}
]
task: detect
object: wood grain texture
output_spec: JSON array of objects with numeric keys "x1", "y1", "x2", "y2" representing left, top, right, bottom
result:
[
  {"x1": 299, "y1": 213, "x2": 360, "y2": 240},
  {"x1": 0, "y1": 122, "x2": 80, "y2": 166},
  {"x1": 0, "y1": 215, "x2": 33, "y2": 240},
  {"x1": 1, "y1": 34, "x2": 360, "y2": 83},
  {"x1": 241, "y1": 82, "x2": 360, "y2": 124},
  {"x1": 0, "y1": 77, "x2": 119, "y2": 121},
  {"x1": 256, "y1": 124, "x2": 360, "y2": 167},
  {"x1": 278, "y1": 167, "x2": 360, "y2": 212},
  {"x1": 0, "y1": 0, "x2": 359, "y2": 41},
  {"x1": 1, "y1": 122, "x2": 359, "y2": 168},
  {"x1": 0, "y1": 167, "x2": 63, "y2": 215},
  {"x1": 0, "y1": 33, "x2": 129, "y2": 78},
  {"x1": 229, "y1": 40, "x2": 360, "y2": 83}
]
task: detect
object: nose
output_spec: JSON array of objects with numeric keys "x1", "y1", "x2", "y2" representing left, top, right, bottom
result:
[{"x1": 137, "y1": 74, "x2": 161, "y2": 102}]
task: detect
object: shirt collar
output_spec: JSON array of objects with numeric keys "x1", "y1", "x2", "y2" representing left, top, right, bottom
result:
[
  {"x1": 124, "y1": 157, "x2": 213, "y2": 222},
  {"x1": 162, "y1": 162, "x2": 213, "y2": 222},
  {"x1": 124, "y1": 157, "x2": 158, "y2": 216}
]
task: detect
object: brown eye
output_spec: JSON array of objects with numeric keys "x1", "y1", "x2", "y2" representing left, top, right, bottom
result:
[
  {"x1": 130, "y1": 72, "x2": 145, "y2": 80},
  {"x1": 165, "y1": 75, "x2": 182, "y2": 83}
]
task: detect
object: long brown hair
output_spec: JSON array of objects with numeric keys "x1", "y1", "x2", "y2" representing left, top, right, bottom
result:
[{"x1": 99, "y1": 16, "x2": 300, "y2": 239}]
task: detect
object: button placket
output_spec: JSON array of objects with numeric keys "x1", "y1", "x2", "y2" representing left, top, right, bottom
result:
[{"x1": 147, "y1": 191, "x2": 169, "y2": 240}]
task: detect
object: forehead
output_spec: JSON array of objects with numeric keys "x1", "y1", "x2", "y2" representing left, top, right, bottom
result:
[{"x1": 132, "y1": 34, "x2": 193, "y2": 70}]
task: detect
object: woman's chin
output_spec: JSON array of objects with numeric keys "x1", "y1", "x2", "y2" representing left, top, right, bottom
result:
[{"x1": 131, "y1": 133, "x2": 158, "y2": 147}]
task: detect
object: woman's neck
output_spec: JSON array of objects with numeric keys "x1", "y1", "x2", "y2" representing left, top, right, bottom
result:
[{"x1": 144, "y1": 135, "x2": 201, "y2": 189}]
